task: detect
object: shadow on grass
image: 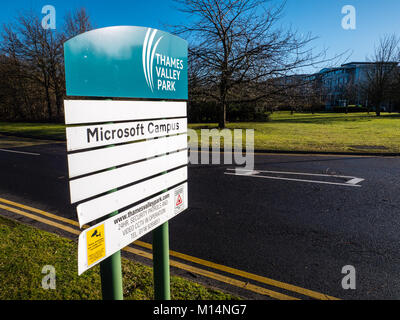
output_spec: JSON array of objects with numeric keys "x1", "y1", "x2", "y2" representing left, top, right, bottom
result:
[
  {"x1": 270, "y1": 113, "x2": 400, "y2": 124},
  {"x1": 189, "y1": 113, "x2": 400, "y2": 129},
  {"x1": 0, "y1": 130, "x2": 65, "y2": 141},
  {"x1": 0, "y1": 122, "x2": 66, "y2": 141}
]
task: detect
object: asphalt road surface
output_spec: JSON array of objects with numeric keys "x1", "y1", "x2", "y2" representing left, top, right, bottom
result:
[{"x1": 1, "y1": 135, "x2": 400, "y2": 300}]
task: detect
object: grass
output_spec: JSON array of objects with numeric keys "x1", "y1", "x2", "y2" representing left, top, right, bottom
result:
[
  {"x1": 1, "y1": 111, "x2": 400, "y2": 153},
  {"x1": 190, "y1": 112, "x2": 400, "y2": 154},
  {"x1": 0, "y1": 122, "x2": 66, "y2": 141},
  {"x1": 0, "y1": 216, "x2": 237, "y2": 300}
]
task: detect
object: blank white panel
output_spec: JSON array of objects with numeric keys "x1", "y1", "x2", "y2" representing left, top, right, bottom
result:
[
  {"x1": 64, "y1": 100, "x2": 187, "y2": 125},
  {"x1": 66, "y1": 118, "x2": 187, "y2": 152},
  {"x1": 76, "y1": 166, "x2": 188, "y2": 226},
  {"x1": 67, "y1": 134, "x2": 187, "y2": 178},
  {"x1": 69, "y1": 150, "x2": 188, "y2": 204}
]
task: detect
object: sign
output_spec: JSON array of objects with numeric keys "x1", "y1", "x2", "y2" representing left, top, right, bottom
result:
[
  {"x1": 76, "y1": 167, "x2": 187, "y2": 227},
  {"x1": 78, "y1": 183, "x2": 188, "y2": 275},
  {"x1": 63, "y1": 99, "x2": 188, "y2": 227},
  {"x1": 63, "y1": 25, "x2": 189, "y2": 292},
  {"x1": 69, "y1": 150, "x2": 188, "y2": 204},
  {"x1": 64, "y1": 100, "x2": 187, "y2": 125},
  {"x1": 64, "y1": 101, "x2": 188, "y2": 271},
  {"x1": 67, "y1": 118, "x2": 187, "y2": 152},
  {"x1": 64, "y1": 26, "x2": 188, "y2": 99},
  {"x1": 86, "y1": 224, "x2": 106, "y2": 267},
  {"x1": 67, "y1": 129, "x2": 187, "y2": 178}
]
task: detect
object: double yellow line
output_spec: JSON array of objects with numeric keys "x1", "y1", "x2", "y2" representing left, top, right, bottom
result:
[{"x1": 0, "y1": 197, "x2": 339, "y2": 300}]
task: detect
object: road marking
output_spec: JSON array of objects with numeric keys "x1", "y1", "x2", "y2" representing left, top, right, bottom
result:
[
  {"x1": 0, "y1": 204, "x2": 80, "y2": 235},
  {"x1": 0, "y1": 149, "x2": 40, "y2": 156},
  {"x1": 347, "y1": 178, "x2": 365, "y2": 185},
  {"x1": 233, "y1": 168, "x2": 358, "y2": 180},
  {"x1": 0, "y1": 202, "x2": 297, "y2": 300},
  {"x1": 225, "y1": 169, "x2": 364, "y2": 188},
  {"x1": 0, "y1": 197, "x2": 339, "y2": 300},
  {"x1": 134, "y1": 240, "x2": 338, "y2": 300},
  {"x1": 123, "y1": 246, "x2": 299, "y2": 300},
  {"x1": 0, "y1": 197, "x2": 82, "y2": 228}
]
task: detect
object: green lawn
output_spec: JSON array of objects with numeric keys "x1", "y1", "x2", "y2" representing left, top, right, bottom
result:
[
  {"x1": 0, "y1": 216, "x2": 237, "y2": 300},
  {"x1": 190, "y1": 112, "x2": 400, "y2": 154},
  {"x1": 1, "y1": 112, "x2": 400, "y2": 153},
  {"x1": 0, "y1": 122, "x2": 66, "y2": 141}
]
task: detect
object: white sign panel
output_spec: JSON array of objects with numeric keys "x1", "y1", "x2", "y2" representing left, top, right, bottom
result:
[
  {"x1": 64, "y1": 100, "x2": 187, "y2": 125},
  {"x1": 64, "y1": 98, "x2": 189, "y2": 274},
  {"x1": 78, "y1": 183, "x2": 188, "y2": 275},
  {"x1": 76, "y1": 167, "x2": 187, "y2": 227},
  {"x1": 67, "y1": 134, "x2": 187, "y2": 178},
  {"x1": 66, "y1": 118, "x2": 187, "y2": 152},
  {"x1": 69, "y1": 150, "x2": 188, "y2": 204}
]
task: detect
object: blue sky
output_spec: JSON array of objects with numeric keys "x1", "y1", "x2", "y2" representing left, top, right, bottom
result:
[{"x1": 1, "y1": 0, "x2": 400, "y2": 73}]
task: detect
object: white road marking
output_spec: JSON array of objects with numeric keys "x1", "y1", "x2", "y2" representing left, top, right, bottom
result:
[
  {"x1": 225, "y1": 169, "x2": 364, "y2": 188},
  {"x1": 346, "y1": 178, "x2": 365, "y2": 185},
  {"x1": 0, "y1": 149, "x2": 40, "y2": 156},
  {"x1": 237, "y1": 170, "x2": 260, "y2": 176},
  {"x1": 234, "y1": 168, "x2": 356, "y2": 179}
]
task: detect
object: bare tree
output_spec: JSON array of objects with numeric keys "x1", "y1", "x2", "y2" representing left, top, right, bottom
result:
[
  {"x1": 364, "y1": 34, "x2": 400, "y2": 116},
  {"x1": 171, "y1": 0, "x2": 330, "y2": 127},
  {"x1": 1, "y1": 11, "x2": 65, "y2": 120},
  {"x1": 63, "y1": 8, "x2": 93, "y2": 41},
  {"x1": 0, "y1": 27, "x2": 36, "y2": 120},
  {"x1": 0, "y1": 8, "x2": 93, "y2": 122}
]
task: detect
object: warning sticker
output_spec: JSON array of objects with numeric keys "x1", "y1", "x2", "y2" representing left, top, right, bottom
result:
[
  {"x1": 176, "y1": 195, "x2": 183, "y2": 207},
  {"x1": 174, "y1": 186, "x2": 185, "y2": 214},
  {"x1": 86, "y1": 224, "x2": 106, "y2": 266}
]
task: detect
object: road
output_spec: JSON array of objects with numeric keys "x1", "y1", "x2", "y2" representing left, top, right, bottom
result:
[{"x1": 1, "y1": 134, "x2": 400, "y2": 300}]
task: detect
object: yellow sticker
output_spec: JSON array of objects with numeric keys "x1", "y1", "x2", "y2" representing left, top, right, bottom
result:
[{"x1": 86, "y1": 224, "x2": 106, "y2": 266}]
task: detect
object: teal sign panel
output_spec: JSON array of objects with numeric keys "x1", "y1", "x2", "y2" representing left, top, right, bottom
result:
[{"x1": 64, "y1": 26, "x2": 188, "y2": 100}]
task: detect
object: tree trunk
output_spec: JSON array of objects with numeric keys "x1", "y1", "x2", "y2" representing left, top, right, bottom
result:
[
  {"x1": 376, "y1": 105, "x2": 381, "y2": 116},
  {"x1": 219, "y1": 100, "x2": 227, "y2": 129},
  {"x1": 45, "y1": 85, "x2": 52, "y2": 121},
  {"x1": 55, "y1": 91, "x2": 63, "y2": 120},
  {"x1": 219, "y1": 76, "x2": 228, "y2": 128}
]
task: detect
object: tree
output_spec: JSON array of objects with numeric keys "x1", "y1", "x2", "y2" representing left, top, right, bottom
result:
[
  {"x1": 0, "y1": 13, "x2": 54, "y2": 120},
  {"x1": 0, "y1": 8, "x2": 93, "y2": 121},
  {"x1": 0, "y1": 30, "x2": 37, "y2": 120},
  {"x1": 63, "y1": 8, "x2": 93, "y2": 41},
  {"x1": 172, "y1": 0, "x2": 328, "y2": 128},
  {"x1": 364, "y1": 34, "x2": 400, "y2": 116}
]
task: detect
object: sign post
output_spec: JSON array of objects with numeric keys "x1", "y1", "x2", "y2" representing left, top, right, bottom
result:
[
  {"x1": 153, "y1": 222, "x2": 171, "y2": 300},
  {"x1": 100, "y1": 144, "x2": 123, "y2": 301},
  {"x1": 100, "y1": 231, "x2": 124, "y2": 300},
  {"x1": 63, "y1": 26, "x2": 188, "y2": 300}
]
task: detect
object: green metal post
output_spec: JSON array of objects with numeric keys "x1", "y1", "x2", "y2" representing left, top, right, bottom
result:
[
  {"x1": 100, "y1": 211, "x2": 124, "y2": 300},
  {"x1": 99, "y1": 129, "x2": 124, "y2": 300},
  {"x1": 153, "y1": 221, "x2": 171, "y2": 300}
]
